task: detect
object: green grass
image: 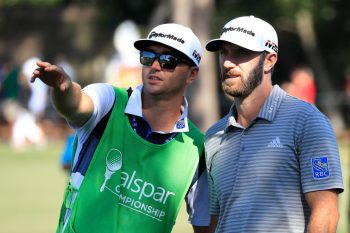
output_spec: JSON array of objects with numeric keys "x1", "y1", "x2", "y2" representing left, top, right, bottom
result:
[
  {"x1": 0, "y1": 141, "x2": 193, "y2": 233},
  {"x1": 0, "y1": 138, "x2": 349, "y2": 233},
  {"x1": 0, "y1": 142, "x2": 67, "y2": 233}
]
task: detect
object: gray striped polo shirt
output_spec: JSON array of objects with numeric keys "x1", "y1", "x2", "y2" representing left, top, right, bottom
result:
[{"x1": 205, "y1": 85, "x2": 343, "y2": 233}]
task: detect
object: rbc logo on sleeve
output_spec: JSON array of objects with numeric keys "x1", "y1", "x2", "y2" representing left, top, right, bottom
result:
[{"x1": 312, "y1": 157, "x2": 330, "y2": 179}]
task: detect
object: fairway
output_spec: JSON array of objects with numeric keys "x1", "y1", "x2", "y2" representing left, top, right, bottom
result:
[{"x1": 0, "y1": 141, "x2": 193, "y2": 233}]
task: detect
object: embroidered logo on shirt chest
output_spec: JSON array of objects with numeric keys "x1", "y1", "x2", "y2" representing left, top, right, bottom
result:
[{"x1": 267, "y1": 136, "x2": 283, "y2": 148}]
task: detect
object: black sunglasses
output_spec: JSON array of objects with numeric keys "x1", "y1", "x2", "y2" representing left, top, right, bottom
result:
[{"x1": 140, "y1": 50, "x2": 193, "y2": 69}]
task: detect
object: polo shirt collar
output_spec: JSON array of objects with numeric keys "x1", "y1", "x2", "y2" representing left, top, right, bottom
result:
[
  {"x1": 124, "y1": 84, "x2": 190, "y2": 132},
  {"x1": 226, "y1": 85, "x2": 286, "y2": 129},
  {"x1": 257, "y1": 85, "x2": 286, "y2": 121}
]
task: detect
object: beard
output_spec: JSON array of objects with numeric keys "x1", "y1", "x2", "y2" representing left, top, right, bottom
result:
[{"x1": 222, "y1": 53, "x2": 265, "y2": 98}]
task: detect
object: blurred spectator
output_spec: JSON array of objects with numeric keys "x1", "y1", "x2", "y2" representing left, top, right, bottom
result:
[
  {"x1": 60, "y1": 132, "x2": 75, "y2": 173},
  {"x1": 10, "y1": 56, "x2": 48, "y2": 149},
  {"x1": 104, "y1": 20, "x2": 142, "y2": 89},
  {"x1": 22, "y1": 56, "x2": 49, "y2": 117},
  {"x1": 0, "y1": 57, "x2": 21, "y2": 140},
  {"x1": 0, "y1": 57, "x2": 20, "y2": 102},
  {"x1": 282, "y1": 66, "x2": 317, "y2": 104}
]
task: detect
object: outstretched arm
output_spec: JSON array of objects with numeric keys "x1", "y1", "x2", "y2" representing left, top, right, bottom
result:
[{"x1": 31, "y1": 61, "x2": 94, "y2": 127}]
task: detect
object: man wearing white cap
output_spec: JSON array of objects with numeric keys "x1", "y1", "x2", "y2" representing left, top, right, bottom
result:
[
  {"x1": 31, "y1": 23, "x2": 211, "y2": 233},
  {"x1": 204, "y1": 16, "x2": 343, "y2": 232}
]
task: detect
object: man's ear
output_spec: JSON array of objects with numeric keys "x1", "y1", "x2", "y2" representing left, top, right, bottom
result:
[
  {"x1": 186, "y1": 67, "x2": 199, "y2": 85},
  {"x1": 264, "y1": 53, "x2": 278, "y2": 73}
]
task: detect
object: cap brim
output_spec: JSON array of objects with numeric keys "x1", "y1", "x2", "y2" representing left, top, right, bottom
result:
[
  {"x1": 134, "y1": 39, "x2": 176, "y2": 52},
  {"x1": 205, "y1": 39, "x2": 224, "y2": 51}
]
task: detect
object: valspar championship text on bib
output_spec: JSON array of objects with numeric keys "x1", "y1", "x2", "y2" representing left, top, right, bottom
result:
[{"x1": 104, "y1": 170, "x2": 176, "y2": 221}]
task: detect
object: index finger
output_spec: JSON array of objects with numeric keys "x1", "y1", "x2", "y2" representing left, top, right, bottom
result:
[
  {"x1": 30, "y1": 67, "x2": 43, "y2": 83},
  {"x1": 36, "y1": 60, "x2": 52, "y2": 69}
]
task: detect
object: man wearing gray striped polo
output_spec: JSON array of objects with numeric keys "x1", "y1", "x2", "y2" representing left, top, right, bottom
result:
[{"x1": 204, "y1": 16, "x2": 343, "y2": 233}]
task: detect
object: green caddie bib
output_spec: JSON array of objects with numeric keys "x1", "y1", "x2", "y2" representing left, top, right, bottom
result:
[{"x1": 57, "y1": 87, "x2": 204, "y2": 233}]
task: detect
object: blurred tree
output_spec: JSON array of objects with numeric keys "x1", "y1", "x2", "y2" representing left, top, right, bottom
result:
[
  {"x1": 0, "y1": 0, "x2": 349, "y2": 130},
  {"x1": 171, "y1": 0, "x2": 219, "y2": 131},
  {"x1": 0, "y1": 0, "x2": 60, "y2": 5},
  {"x1": 211, "y1": 0, "x2": 349, "y2": 131}
]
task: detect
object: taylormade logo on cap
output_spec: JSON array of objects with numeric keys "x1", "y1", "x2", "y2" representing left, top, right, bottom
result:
[
  {"x1": 206, "y1": 16, "x2": 278, "y2": 54},
  {"x1": 134, "y1": 23, "x2": 202, "y2": 66},
  {"x1": 222, "y1": 26, "x2": 255, "y2": 37},
  {"x1": 148, "y1": 31, "x2": 185, "y2": 44}
]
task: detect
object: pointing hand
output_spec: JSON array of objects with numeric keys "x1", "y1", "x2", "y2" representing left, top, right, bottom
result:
[{"x1": 31, "y1": 60, "x2": 72, "y2": 92}]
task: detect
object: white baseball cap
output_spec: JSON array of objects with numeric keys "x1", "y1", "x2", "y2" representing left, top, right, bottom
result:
[
  {"x1": 206, "y1": 16, "x2": 278, "y2": 54},
  {"x1": 134, "y1": 23, "x2": 202, "y2": 66}
]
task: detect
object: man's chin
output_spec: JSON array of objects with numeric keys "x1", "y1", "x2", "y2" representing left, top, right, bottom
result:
[{"x1": 222, "y1": 85, "x2": 239, "y2": 97}]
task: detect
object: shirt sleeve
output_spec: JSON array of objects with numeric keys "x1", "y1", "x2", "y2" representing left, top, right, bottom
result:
[
  {"x1": 299, "y1": 109, "x2": 344, "y2": 193},
  {"x1": 204, "y1": 147, "x2": 220, "y2": 216},
  {"x1": 76, "y1": 83, "x2": 115, "y2": 144},
  {"x1": 185, "y1": 154, "x2": 211, "y2": 226},
  {"x1": 208, "y1": 166, "x2": 220, "y2": 216},
  {"x1": 72, "y1": 83, "x2": 115, "y2": 168}
]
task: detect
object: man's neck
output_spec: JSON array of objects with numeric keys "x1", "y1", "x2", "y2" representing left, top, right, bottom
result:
[
  {"x1": 142, "y1": 94, "x2": 183, "y2": 132},
  {"x1": 235, "y1": 81, "x2": 273, "y2": 128}
]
